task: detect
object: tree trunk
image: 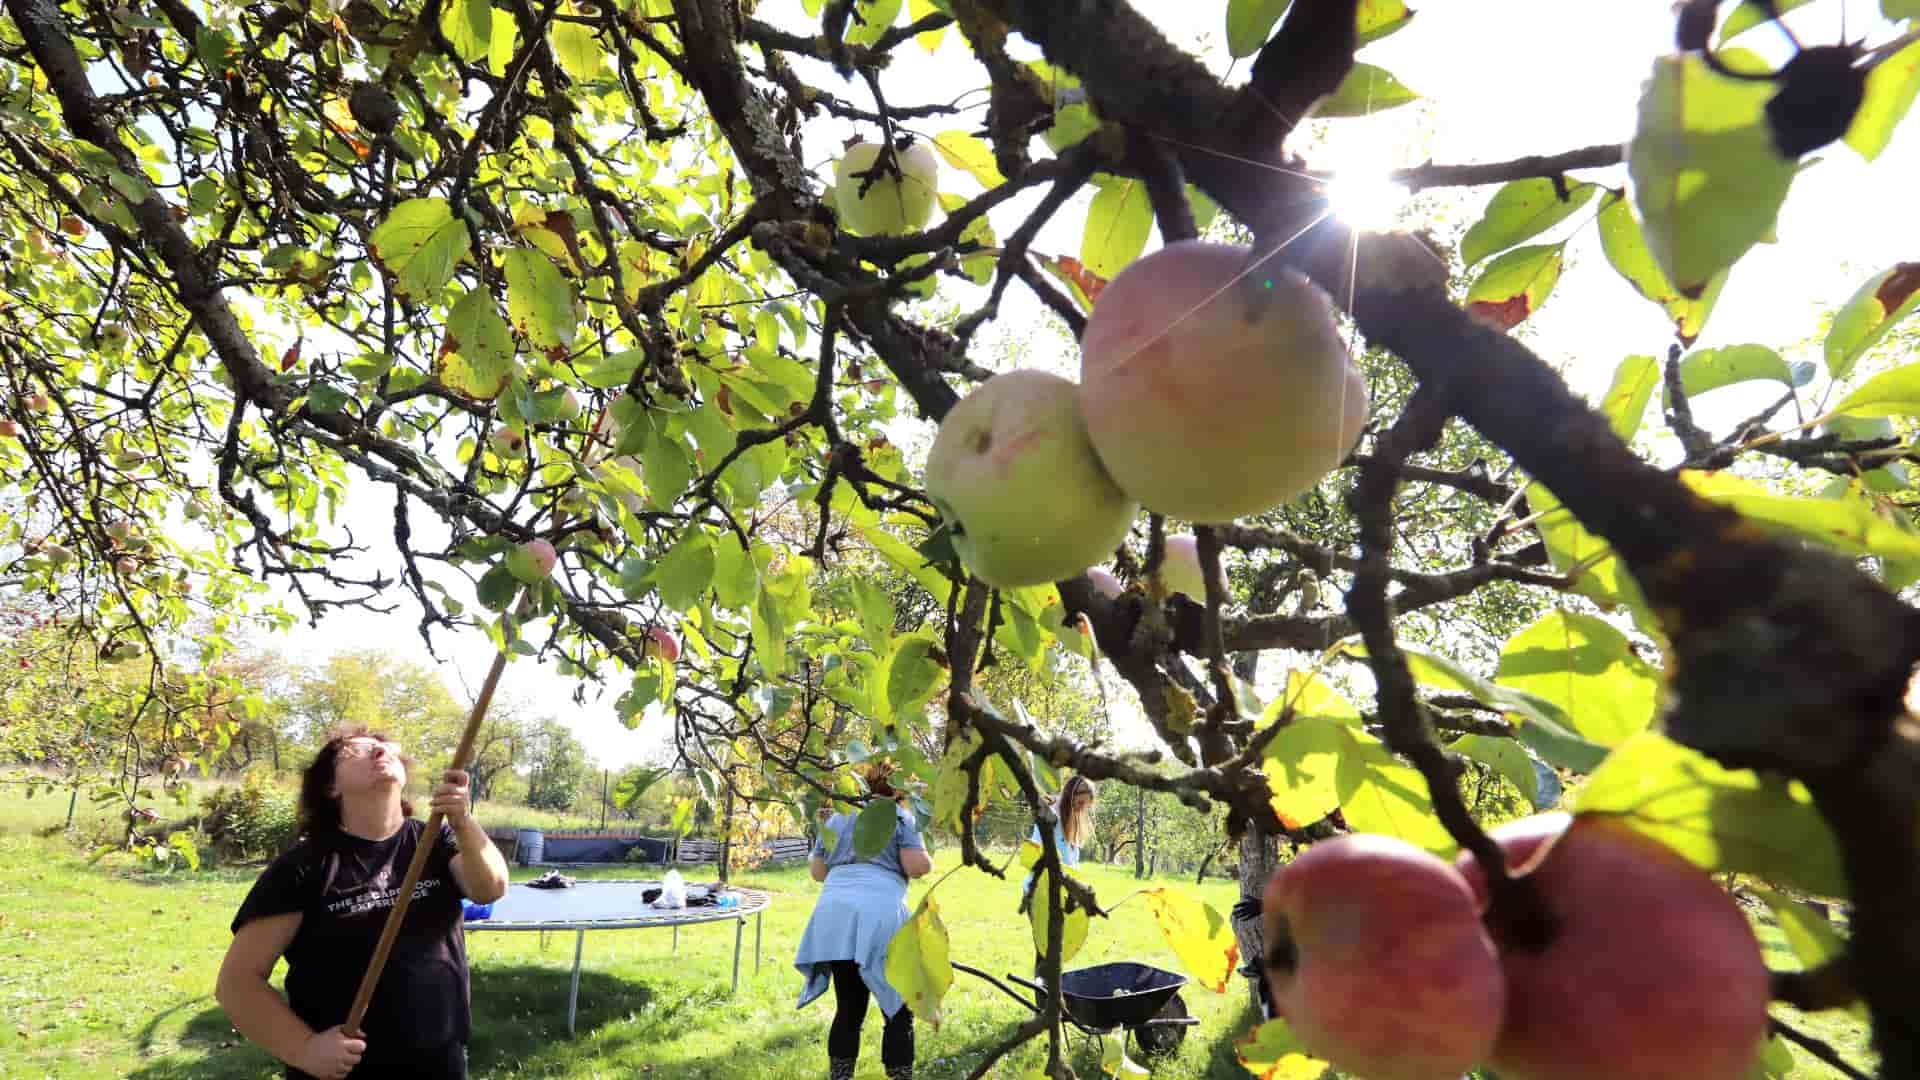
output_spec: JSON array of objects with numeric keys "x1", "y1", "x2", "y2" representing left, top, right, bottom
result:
[
  {"x1": 1234, "y1": 822, "x2": 1285, "y2": 1015},
  {"x1": 718, "y1": 779, "x2": 734, "y2": 884},
  {"x1": 1134, "y1": 785, "x2": 1146, "y2": 880}
]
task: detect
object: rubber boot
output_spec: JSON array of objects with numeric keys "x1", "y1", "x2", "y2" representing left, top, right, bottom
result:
[
  {"x1": 884, "y1": 1066, "x2": 913, "y2": 1080},
  {"x1": 829, "y1": 1056, "x2": 856, "y2": 1080}
]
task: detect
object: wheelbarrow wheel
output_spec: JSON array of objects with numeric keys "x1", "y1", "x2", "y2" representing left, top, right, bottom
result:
[{"x1": 1131, "y1": 991, "x2": 1190, "y2": 1058}]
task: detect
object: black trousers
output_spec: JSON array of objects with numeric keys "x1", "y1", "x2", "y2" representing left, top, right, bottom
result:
[
  {"x1": 287, "y1": 1040, "x2": 467, "y2": 1080},
  {"x1": 828, "y1": 959, "x2": 914, "y2": 1067}
]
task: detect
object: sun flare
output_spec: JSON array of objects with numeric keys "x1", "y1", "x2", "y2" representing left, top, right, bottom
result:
[{"x1": 1322, "y1": 172, "x2": 1411, "y2": 230}]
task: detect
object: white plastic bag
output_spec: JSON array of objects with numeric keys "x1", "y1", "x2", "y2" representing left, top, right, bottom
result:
[{"x1": 654, "y1": 868, "x2": 687, "y2": 909}]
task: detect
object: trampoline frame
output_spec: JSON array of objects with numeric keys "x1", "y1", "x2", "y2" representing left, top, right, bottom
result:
[{"x1": 464, "y1": 879, "x2": 771, "y2": 1036}]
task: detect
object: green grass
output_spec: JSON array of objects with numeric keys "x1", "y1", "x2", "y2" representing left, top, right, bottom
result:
[{"x1": 0, "y1": 784, "x2": 1876, "y2": 1079}]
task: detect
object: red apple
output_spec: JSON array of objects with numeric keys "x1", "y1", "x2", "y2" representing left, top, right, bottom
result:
[
  {"x1": 643, "y1": 626, "x2": 681, "y2": 663},
  {"x1": 0, "y1": 419, "x2": 21, "y2": 439},
  {"x1": 1455, "y1": 813, "x2": 1771, "y2": 1080},
  {"x1": 506, "y1": 538, "x2": 557, "y2": 584},
  {"x1": 1078, "y1": 242, "x2": 1362, "y2": 523},
  {"x1": 114, "y1": 556, "x2": 139, "y2": 576},
  {"x1": 23, "y1": 393, "x2": 51, "y2": 413},
  {"x1": 1264, "y1": 832, "x2": 1505, "y2": 1080},
  {"x1": 489, "y1": 426, "x2": 528, "y2": 456}
]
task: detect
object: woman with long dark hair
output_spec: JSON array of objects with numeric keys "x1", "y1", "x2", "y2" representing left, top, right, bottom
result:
[
  {"x1": 215, "y1": 727, "x2": 509, "y2": 1079},
  {"x1": 793, "y1": 762, "x2": 935, "y2": 1080}
]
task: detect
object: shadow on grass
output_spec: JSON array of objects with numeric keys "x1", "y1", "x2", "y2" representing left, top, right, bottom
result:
[{"x1": 122, "y1": 965, "x2": 660, "y2": 1080}]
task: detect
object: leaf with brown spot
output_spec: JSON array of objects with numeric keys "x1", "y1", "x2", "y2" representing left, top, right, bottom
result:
[
  {"x1": 1826, "y1": 261, "x2": 1920, "y2": 380},
  {"x1": 1035, "y1": 253, "x2": 1108, "y2": 311},
  {"x1": 1464, "y1": 243, "x2": 1563, "y2": 332}
]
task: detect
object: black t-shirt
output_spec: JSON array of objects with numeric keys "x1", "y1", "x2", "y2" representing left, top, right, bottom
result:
[{"x1": 231, "y1": 818, "x2": 472, "y2": 1063}]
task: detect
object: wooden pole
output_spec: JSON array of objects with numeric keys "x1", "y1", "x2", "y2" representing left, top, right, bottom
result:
[{"x1": 343, "y1": 405, "x2": 618, "y2": 1038}]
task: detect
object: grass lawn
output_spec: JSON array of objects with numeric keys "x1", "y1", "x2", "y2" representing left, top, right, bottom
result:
[{"x1": 0, "y1": 784, "x2": 1875, "y2": 1078}]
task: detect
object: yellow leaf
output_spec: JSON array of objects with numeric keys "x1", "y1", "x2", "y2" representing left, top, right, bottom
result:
[
  {"x1": 931, "y1": 131, "x2": 1005, "y2": 189},
  {"x1": 1142, "y1": 887, "x2": 1238, "y2": 994}
]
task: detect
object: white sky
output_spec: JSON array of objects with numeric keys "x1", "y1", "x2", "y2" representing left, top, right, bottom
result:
[{"x1": 248, "y1": 0, "x2": 1920, "y2": 768}]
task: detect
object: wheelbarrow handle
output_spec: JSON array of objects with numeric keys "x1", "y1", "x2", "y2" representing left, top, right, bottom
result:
[{"x1": 949, "y1": 961, "x2": 1041, "y2": 1015}]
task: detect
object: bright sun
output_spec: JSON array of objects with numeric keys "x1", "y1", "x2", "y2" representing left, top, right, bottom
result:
[
  {"x1": 1316, "y1": 142, "x2": 1411, "y2": 229},
  {"x1": 1322, "y1": 172, "x2": 1411, "y2": 230}
]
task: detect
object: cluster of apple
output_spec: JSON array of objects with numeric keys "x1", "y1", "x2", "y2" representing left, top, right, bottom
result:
[
  {"x1": 1262, "y1": 813, "x2": 1772, "y2": 1080},
  {"x1": 924, "y1": 240, "x2": 1369, "y2": 591},
  {"x1": 500, "y1": 536, "x2": 680, "y2": 665}
]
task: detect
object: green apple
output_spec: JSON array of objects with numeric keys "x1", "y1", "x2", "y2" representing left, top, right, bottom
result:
[
  {"x1": 1158, "y1": 533, "x2": 1229, "y2": 600},
  {"x1": 833, "y1": 138, "x2": 939, "y2": 238},
  {"x1": 924, "y1": 369, "x2": 1138, "y2": 590}
]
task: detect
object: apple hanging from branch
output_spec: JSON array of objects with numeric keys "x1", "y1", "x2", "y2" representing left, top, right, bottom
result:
[
  {"x1": 1078, "y1": 241, "x2": 1366, "y2": 523},
  {"x1": 505, "y1": 539, "x2": 557, "y2": 585},
  {"x1": 832, "y1": 137, "x2": 939, "y2": 238},
  {"x1": 924, "y1": 369, "x2": 1138, "y2": 590}
]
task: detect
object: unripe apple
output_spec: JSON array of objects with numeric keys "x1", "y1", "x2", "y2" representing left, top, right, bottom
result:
[
  {"x1": 593, "y1": 455, "x2": 646, "y2": 514},
  {"x1": 1078, "y1": 242, "x2": 1361, "y2": 523},
  {"x1": 833, "y1": 139, "x2": 939, "y2": 237},
  {"x1": 1455, "y1": 813, "x2": 1770, "y2": 1080},
  {"x1": 643, "y1": 626, "x2": 681, "y2": 663},
  {"x1": 105, "y1": 519, "x2": 134, "y2": 545},
  {"x1": 1158, "y1": 533, "x2": 1229, "y2": 601},
  {"x1": 0, "y1": 419, "x2": 20, "y2": 439},
  {"x1": 1085, "y1": 566, "x2": 1124, "y2": 599},
  {"x1": 1339, "y1": 362, "x2": 1369, "y2": 456},
  {"x1": 489, "y1": 426, "x2": 528, "y2": 457},
  {"x1": 23, "y1": 393, "x2": 51, "y2": 413},
  {"x1": 42, "y1": 542, "x2": 75, "y2": 566},
  {"x1": 554, "y1": 388, "x2": 582, "y2": 422},
  {"x1": 1263, "y1": 832, "x2": 1505, "y2": 1080},
  {"x1": 924, "y1": 369, "x2": 1138, "y2": 590},
  {"x1": 505, "y1": 538, "x2": 558, "y2": 584}
]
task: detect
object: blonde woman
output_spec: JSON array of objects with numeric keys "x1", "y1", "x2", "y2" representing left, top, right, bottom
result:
[{"x1": 1024, "y1": 775, "x2": 1097, "y2": 977}]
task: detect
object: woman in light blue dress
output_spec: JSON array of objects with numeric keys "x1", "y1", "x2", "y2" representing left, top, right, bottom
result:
[
  {"x1": 1023, "y1": 774, "x2": 1098, "y2": 977},
  {"x1": 793, "y1": 765, "x2": 933, "y2": 1080}
]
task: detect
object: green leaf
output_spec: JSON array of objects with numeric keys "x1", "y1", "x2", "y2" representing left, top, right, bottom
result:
[
  {"x1": 654, "y1": 530, "x2": 717, "y2": 612},
  {"x1": 440, "y1": 0, "x2": 493, "y2": 61},
  {"x1": 1080, "y1": 176, "x2": 1153, "y2": 279},
  {"x1": 1627, "y1": 50, "x2": 1798, "y2": 296},
  {"x1": 1460, "y1": 179, "x2": 1598, "y2": 269},
  {"x1": 1029, "y1": 868, "x2": 1092, "y2": 966},
  {"x1": 475, "y1": 563, "x2": 521, "y2": 611},
  {"x1": 1451, "y1": 733, "x2": 1538, "y2": 805},
  {"x1": 612, "y1": 766, "x2": 669, "y2": 809},
  {"x1": 1496, "y1": 610, "x2": 1660, "y2": 747},
  {"x1": 931, "y1": 728, "x2": 987, "y2": 831},
  {"x1": 1225, "y1": 0, "x2": 1292, "y2": 58},
  {"x1": 1573, "y1": 732, "x2": 1847, "y2": 898},
  {"x1": 853, "y1": 798, "x2": 900, "y2": 858},
  {"x1": 1312, "y1": 63, "x2": 1420, "y2": 118},
  {"x1": 1525, "y1": 480, "x2": 1649, "y2": 620},
  {"x1": 1355, "y1": 0, "x2": 1412, "y2": 45},
  {"x1": 1260, "y1": 714, "x2": 1345, "y2": 830},
  {"x1": 551, "y1": 7, "x2": 604, "y2": 82},
  {"x1": 1825, "y1": 263, "x2": 1920, "y2": 381},
  {"x1": 1748, "y1": 887, "x2": 1867, "y2": 1022},
  {"x1": 1335, "y1": 730, "x2": 1455, "y2": 856},
  {"x1": 488, "y1": 7, "x2": 518, "y2": 76},
  {"x1": 1846, "y1": 33, "x2": 1920, "y2": 161},
  {"x1": 370, "y1": 198, "x2": 471, "y2": 299},
  {"x1": 1357, "y1": 640, "x2": 1612, "y2": 773},
  {"x1": 1599, "y1": 354, "x2": 1660, "y2": 442},
  {"x1": 1235, "y1": 1018, "x2": 1332, "y2": 1078},
  {"x1": 1597, "y1": 191, "x2": 1724, "y2": 345},
  {"x1": 1662, "y1": 343, "x2": 1797, "y2": 410},
  {"x1": 930, "y1": 131, "x2": 1004, "y2": 189},
  {"x1": 845, "y1": 0, "x2": 902, "y2": 46},
  {"x1": 1716, "y1": 0, "x2": 1814, "y2": 45},
  {"x1": 641, "y1": 429, "x2": 693, "y2": 509},
  {"x1": 1142, "y1": 887, "x2": 1238, "y2": 993},
  {"x1": 436, "y1": 288, "x2": 515, "y2": 401},
  {"x1": 851, "y1": 576, "x2": 894, "y2": 647},
  {"x1": 885, "y1": 894, "x2": 954, "y2": 1029},
  {"x1": 906, "y1": 0, "x2": 948, "y2": 51},
  {"x1": 1833, "y1": 361, "x2": 1920, "y2": 419},
  {"x1": 711, "y1": 533, "x2": 760, "y2": 611},
  {"x1": 1681, "y1": 467, "x2": 1920, "y2": 564},
  {"x1": 1465, "y1": 244, "x2": 1564, "y2": 331},
  {"x1": 884, "y1": 634, "x2": 946, "y2": 719},
  {"x1": 504, "y1": 248, "x2": 577, "y2": 357}
]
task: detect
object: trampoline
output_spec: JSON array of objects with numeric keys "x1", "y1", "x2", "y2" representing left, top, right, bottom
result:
[{"x1": 465, "y1": 878, "x2": 772, "y2": 1036}]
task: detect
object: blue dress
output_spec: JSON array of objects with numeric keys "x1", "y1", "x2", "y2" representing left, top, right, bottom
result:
[
  {"x1": 793, "y1": 807, "x2": 926, "y2": 1018},
  {"x1": 1021, "y1": 822, "x2": 1081, "y2": 899}
]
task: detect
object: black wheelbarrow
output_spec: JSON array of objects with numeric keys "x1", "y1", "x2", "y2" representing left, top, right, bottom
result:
[{"x1": 951, "y1": 960, "x2": 1200, "y2": 1060}]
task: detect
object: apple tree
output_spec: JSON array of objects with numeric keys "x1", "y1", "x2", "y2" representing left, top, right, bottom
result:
[{"x1": 3, "y1": 0, "x2": 1920, "y2": 1076}]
